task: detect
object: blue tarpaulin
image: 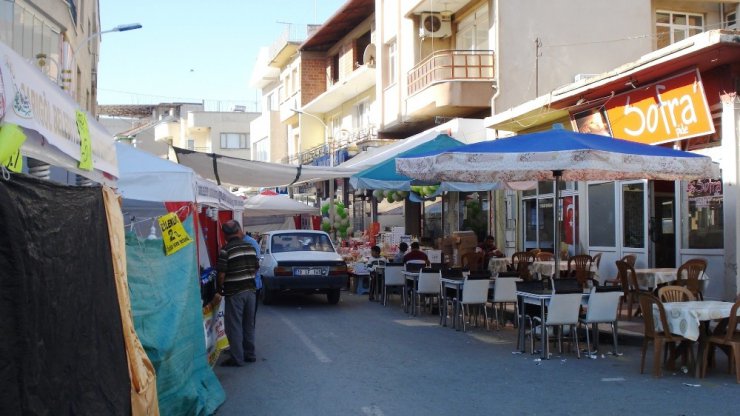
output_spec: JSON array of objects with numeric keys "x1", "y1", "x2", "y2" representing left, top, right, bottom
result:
[
  {"x1": 126, "y1": 215, "x2": 225, "y2": 416},
  {"x1": 350, "y1": 134, "x2": 501, "y2": 192}
]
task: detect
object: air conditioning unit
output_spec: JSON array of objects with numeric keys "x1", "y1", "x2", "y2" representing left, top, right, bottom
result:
[{"x1": 420, "y1": 13, "x2": 451, "y2": 38}]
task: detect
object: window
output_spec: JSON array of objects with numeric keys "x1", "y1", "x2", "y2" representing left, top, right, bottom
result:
[
  {"x1": 455, "y1": 4, "x2": 489, "y2": 50},
  {"x1": 253, "y1": 137, "x2": 269, "y2": 161},
  {"x1": 386, "y1": 39, "x2": 397, "y2": 86},
  {"x1": 220, "y1": 133, "x2": 248, "y2": 149},
  {"x1": 683, "y1": 179, "x2": 723, "y2": 249},
  {"x1": 331, "y1": 54, "x2": 339, "y2": 84},
  {"x1": 588, "y1": 182, "x2": 616, "y2": 247},
  {"x1": 354, "y1": 101, "x2": 370, "y2": 129},
  {"x1": 187, "y1": 139, "x2": 195, "y2": 150},
  {"x1": 726, "y1": 10, "x2": 737, "y2": 28},
  {"x1": 656, "y1": 10, "x2": 704, "y2": 49},
  {"x1": 1, "y1": 2, "x2": 61, "y2": 78}
]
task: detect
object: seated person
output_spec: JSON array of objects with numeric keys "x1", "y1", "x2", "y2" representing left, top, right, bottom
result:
[
  {"x1": 479, "y1": 235, "x2": 504, "y2": 264},
  {"x1": 403, "y1": 242, "x2": 429, "y2": 265},
  {"x1": 393, "y1": 242, "x2": 408, "y2": 263}
]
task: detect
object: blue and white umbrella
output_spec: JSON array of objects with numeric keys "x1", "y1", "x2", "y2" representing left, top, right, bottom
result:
[{"x1": 396, "y1": 126, "x2": 720, "y2": 274}]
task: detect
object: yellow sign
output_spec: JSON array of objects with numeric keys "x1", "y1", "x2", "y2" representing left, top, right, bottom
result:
[
  {"x1": 0, "y1": 123, "x2": 26, "y2": 172},
  {"x1": 605, "y1": 70, "x2": 714, "y2": 145},
  {"x1": 75, "y1": 110, "x2": 93, "y2": 171},
  {"x1": 158, "y1": 212, "x2": 193, "y2": 256}
]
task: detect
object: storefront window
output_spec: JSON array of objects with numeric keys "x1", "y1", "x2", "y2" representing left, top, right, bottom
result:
[
  {"x1": 588, "y1": 182, "x2": 616, "y2": 247},
  {"x1": 622, "y1": 183, "x2": 645, "y2": 248},
  {"x1": 539, "y1": 198, "x2": 554, "y2": 251},
  {"x1": 524, "y1": 199, "x2": 537, "y2": 249},
  {"x1": 683, "y1": 179, "x2": 723, "y2": 249},
  {"x1": 423, "y1": 199, "x2": 443, "y2": 242},
  {"x1": 459, "y1": 192, "x2": 488, "y2": 242}
]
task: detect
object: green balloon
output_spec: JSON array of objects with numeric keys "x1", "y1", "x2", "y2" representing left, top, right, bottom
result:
[
  {"x1": 386, "y1": 194, "x2": 394, "y2": 203},
  {"x1": 321, "y1": 204, "x2": 330, "y2": 215},
  {"x1": 321, "y1": 222, "x2": 331, "y2": 232}
]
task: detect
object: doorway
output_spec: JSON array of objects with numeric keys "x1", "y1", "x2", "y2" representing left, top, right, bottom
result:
[{"x1": 650, "y1": 180, "x2": 676, "y2": 268}]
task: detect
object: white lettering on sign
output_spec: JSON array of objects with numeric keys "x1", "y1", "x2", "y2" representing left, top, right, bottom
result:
[{"x1": 622, "y1": 83, "x2": 699, "y2": 138}]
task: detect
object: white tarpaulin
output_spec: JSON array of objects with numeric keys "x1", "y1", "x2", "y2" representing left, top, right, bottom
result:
[
  {"x1": 116, "y1": 143, "x2": 242, "y2": 210},
  {"x1": 172, "y1": 146, "x2": 359, "y2": 188},
  {"x1": 243, "y1": 193, "x2": 318, "y2": 217},
  {"x1": 0, "y1": 41, "x2": 117, "y2": 186}
]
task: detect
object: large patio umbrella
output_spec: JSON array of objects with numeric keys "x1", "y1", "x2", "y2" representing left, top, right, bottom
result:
[{"x1": 396, "y1": 126, "x2": 720, "y2": 275}]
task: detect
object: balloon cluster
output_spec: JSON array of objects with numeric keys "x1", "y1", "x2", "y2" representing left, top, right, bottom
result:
[
  {"x1": 373, "y1": 190, "x2": 408, "y2": 203},
  {"x1": 320, "y1": 201, "x2": 353, "y2": 238},
  {"x1": 410, "y1": 185, "x2": 440, "y2": 198}
]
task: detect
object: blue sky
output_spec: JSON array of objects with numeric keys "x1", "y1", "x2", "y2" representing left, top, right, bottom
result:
[{"x1": 98, "y1": 0, "x2": 346, "y2": 108}]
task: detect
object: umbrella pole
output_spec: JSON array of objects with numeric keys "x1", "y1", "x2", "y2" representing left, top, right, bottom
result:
[{"x1": 552, "y1": 170, "x2": 563, "y2": 288}]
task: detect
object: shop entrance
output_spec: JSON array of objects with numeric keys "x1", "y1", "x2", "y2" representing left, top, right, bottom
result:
[{"x1": 650, "y1": 180, "x2": 676, "y2": 268}]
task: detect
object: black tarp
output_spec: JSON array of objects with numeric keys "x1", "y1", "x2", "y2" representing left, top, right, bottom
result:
[{"x1": 0, "y1": 174, "x2": 130, "y2": 415}]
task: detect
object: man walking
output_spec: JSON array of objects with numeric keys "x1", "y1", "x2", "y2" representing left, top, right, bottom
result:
[{"x1": 217, "y1": 220, "x2": 259, "y2": 367}]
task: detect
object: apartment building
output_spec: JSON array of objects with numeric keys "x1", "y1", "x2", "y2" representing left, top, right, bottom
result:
[{"x1": 0, "y1": 0, "x2": 103, "y2": 114}]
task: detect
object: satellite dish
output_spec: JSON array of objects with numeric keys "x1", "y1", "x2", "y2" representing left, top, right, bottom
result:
[{"x1": 362, "y1": 44, "x2": 376, "y2": 68}]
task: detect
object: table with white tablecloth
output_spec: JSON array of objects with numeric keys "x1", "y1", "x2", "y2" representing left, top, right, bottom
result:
[
  {"x1": 633, "y1": 268, "x2": 709, "y2": 291},
  {"x1": 488, "y1": 257, "x2": 511, "y2": 275}
]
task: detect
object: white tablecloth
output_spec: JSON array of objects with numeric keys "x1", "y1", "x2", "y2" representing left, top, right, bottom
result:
[
  {"x1": 655, "y1": 301, "x2": 735, "y2": 341},
  {"x1": 633, "y1": 268, "x2": 709, "y2": 290},
  {"x1": 488, "y1": 257, "x2": 511, "y2": 274}
]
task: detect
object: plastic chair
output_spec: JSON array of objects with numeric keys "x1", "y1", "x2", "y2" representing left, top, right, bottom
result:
[
  {"x1": 511, "y1": 251, "x2": 535, "y2": 281},
  {"x1": 461, "y1": 251, "x2": 485, "y2": 272},
  {"x1": 701, "y1": 299, "x2": 740, "y2": 383},
  {"x1": 455, "y1": 278, "x2": 490, "y2": 332},
  {"x1": 415, "y1": 267, "x2": 441, "y2": 316},
  {"x1": 638, "y1": 293, "x2": 694, "y2": 377},
  {"x1": 579, "y1": 287, "x2": 622, "y2": 356},
  {"x1": 535, "y1": 251, "x2": 554, "y2": 261},
  {"x1": 531, "y1": 293, "x2": 583, "y2": 358},
  {"x1": 604, "y1": 254, "x2": 637, "y2": 286},
  {"x1": 382, "y1": 264, "x2": 405, "y2": 307},
  {"x1": 368, "y1": 259, "x2": 387, "y2": 301},
  {"x1": 657, "y1": 285, "x2": 695, "y2": 303},
  {"x1": 490, "y1": 277, "x2": 521, "y2": 330},
  {"x1": 674, "y1": 258, "x2": 707, "y2": 300},
  {"x1": 567, "y1": 254, "x2": 595, "y2": 288},
  {"x1": 615, "y1": 260, "x2": 646, "y2": 318}
]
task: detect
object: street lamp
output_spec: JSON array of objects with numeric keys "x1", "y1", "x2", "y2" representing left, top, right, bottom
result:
[
  {"x1": 291, "y1": 108, "x2": 337, "y2": 241},
  {"x1": 58, "y1": 23, "x2": 143, "y2": 88}
]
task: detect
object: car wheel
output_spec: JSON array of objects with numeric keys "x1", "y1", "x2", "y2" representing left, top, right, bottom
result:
[
  {"x1": 326, "y1": 289, "x2": 340, "y2": 305},
  {"x1": 262, "y1": 289, "x2": 275, "y2": 305}
]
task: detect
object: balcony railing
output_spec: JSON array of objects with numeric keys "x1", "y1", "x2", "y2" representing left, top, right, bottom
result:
[
  {"x1": 407, "y1": 50, "x2": 495, "y2": 96},
  {"x1": 279, "y1": 125, "x2": 380, "y2": 165}
]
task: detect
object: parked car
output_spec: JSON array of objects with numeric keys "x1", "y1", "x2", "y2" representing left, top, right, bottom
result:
[{"x1": 258, "y1": 230, "x2": 348, "y2": 304}]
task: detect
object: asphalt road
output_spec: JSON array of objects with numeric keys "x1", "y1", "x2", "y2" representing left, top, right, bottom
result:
[{"x1": 214, "y1": 290, "x2": 738, "y2": 416}]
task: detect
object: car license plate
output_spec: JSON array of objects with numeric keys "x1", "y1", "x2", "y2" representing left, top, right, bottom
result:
[{"x1": 295, "y1": 267, "x2": 324, "y2": 276}]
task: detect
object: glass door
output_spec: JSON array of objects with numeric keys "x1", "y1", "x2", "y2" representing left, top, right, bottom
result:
[{"x1": 621, "y1": 181, "x2": 648, "y2": 265}]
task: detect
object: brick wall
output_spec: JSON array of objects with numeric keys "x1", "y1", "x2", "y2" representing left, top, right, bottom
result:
[{"x1": 301, "y1": 56, "x2": 327, "y2": 104}]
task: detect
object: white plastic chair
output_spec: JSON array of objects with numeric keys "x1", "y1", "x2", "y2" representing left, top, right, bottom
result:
[
  {"x1": 383, "y1": 264, "x2": 405, "y2": 306},
  {"x1": 531, "y1": 293, "x2": 583, "y2": 358},
  {"x1": 455, "y1": 278, "x2": 490, "y2": 332},
  {"x1": 415, "y1": 268, "x2": 441, "y2": 315},
  {"x1": 579, "y1": 288, "x2": 623, "y2": 356},
  {"x1": 490, "y1": 277, "x2": 521, "y2": 330}
]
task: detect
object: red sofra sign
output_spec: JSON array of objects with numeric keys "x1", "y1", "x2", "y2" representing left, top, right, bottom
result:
[{"x1": 605, "y1": 69, "x2": 714, "y2": 145}]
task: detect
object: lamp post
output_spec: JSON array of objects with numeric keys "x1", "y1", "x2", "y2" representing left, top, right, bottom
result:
[
  {"x1": 58, "y1": 23, "x2": 142, "y2": 88},
  {"x1": 291, "y1": 108, "x2": 336, "y2": 241}
]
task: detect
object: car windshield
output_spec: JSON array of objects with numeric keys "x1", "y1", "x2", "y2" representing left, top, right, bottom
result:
[{"x1": 271, "y1": 233, "x2": 335, "y2": 253}]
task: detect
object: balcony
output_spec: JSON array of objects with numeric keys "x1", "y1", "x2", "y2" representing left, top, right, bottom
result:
[
  {"x1": 302, "y1": 64, "x2": 376, "y2": 114},
  {"x1": 405, "y1": 50, "x2": 495, "y2": 120}
]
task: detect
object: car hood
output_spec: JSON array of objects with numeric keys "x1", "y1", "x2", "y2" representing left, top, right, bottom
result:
[{"x1": 270, "y1": 251, "x2": 344, "y2": 262}]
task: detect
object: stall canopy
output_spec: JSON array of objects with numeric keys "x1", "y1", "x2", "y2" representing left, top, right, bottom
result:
[
  {"x1": 172, "y1": 146, "x2": 359, "y2": 188},
  {"x1": 116, "y1": 143, "x2": 242, "y2": 210},
  {"x1": 0, "y1": 41, "x2": 117, "y2": 186},
  {"x1": 243, "y1": 192, "x2": 318, "y2": 217},
  {"x1": 350, "y1": 134, "x2": 501, "y2": 192}
]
